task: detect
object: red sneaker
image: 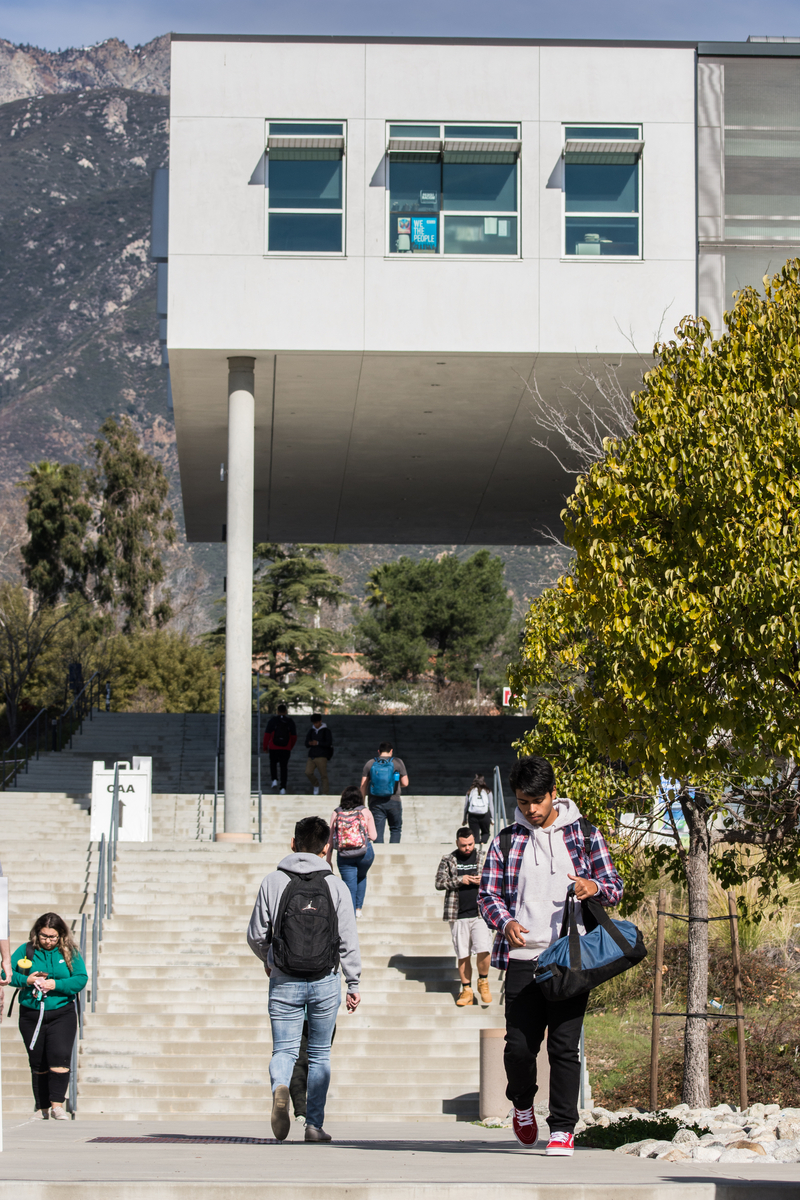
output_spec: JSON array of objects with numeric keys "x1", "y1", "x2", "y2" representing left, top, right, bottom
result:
[
  {"x1": 512, "y1": 1106, "x2": 538, "y2": 1147},
  {"x1": 546, "y1": 1131, "x2": 574, "y2": 1156}
]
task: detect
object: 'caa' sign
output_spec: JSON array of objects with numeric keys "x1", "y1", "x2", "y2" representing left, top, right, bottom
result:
[{"x1": 90, "y1": 760, "x2": 152, "y2": 842}]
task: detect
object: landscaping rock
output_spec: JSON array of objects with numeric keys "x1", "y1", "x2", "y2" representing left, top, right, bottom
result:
[
  {"x1": 655, "y1": 1146, "x2": 692, "y2": 1162},
  {"x1": 642, "y1": 1140, "x2": 675, "y2": 1158},
  {"x1": 728, "y1": 1140, "x2": 767, "y2": 1155},
  {"x1": 693, "y1": 1144, "x2": 723, "y2": 1162},
  {"x1": 672, "y1": 1128, "x2": 699, "y2": 1144},
  {"x1": 772, "y1": 1143, "x2": 800, "y2": 1163},
  {"x1": 777, "y1": 1118, "x2": 800, "y2": 1140},
  {"x1": 591, "y1": 1107, "x2": 616, "y2": 1121},
  {"x1": 717, "y1": 1148, "x2": 762, "y2": 1162},
  {"x1": 613, "y1": 1139, "x2": 657, "y2": 1156}
]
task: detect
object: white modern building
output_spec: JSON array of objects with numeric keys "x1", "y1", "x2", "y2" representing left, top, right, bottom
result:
[{"x1": 161, "y1": 34, "x2": 800, "y2": 834}]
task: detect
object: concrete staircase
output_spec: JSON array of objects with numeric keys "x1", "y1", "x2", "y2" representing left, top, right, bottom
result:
[
  {"x1": 0, "y1": 791, "x2": 505, "y2": 1121},
  {"x1": 13, "y1": 712, "x2": 527, "y2": 801},
  {"x1": 77, "y1": 795, "x2": 503, "y2": 1122}
]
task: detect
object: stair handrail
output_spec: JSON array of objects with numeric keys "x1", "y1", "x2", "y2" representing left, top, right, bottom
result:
[
  {"x1": 494, "y1": 764, "x2": 514, "y2": 825},
  {"x1": 1, "y1": 670, "x2": 102, "y2": 791},
  {"x1": 106, "y1": 762, "x2": 120, "y2": 918},
  {"x1": 0, "y1": 705, "x2": 47, "y2": 790},
  {"x1": 57, "y1": 670, "x2": 101, "y2": 753},
  {"x1": 212, "y1": 671, "x2": 223, "y2": 841},
  {"x1": 255, "y1": 667, "x2": 262, "y2": 844},
  {"x1": 69, "y1": 912, "x2": 87, "y2": 1118},
  {"x1": 91, "y1": 834, "x2": 106, "y2": 1013}
]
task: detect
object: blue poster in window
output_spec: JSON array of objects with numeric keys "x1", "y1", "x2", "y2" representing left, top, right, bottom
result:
[{"x1": 411, "y1": 217, "x2": 438, "y2": 251}]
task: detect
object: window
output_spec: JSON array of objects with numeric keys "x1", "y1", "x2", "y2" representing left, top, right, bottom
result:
[
  {"x1": 563, "y1": 125, "x2": 643, "y2": 258},
  {"x1": 387, "y1": 123, "x2": 520, "y2": 256},
  {"x1": 266, "y1": 122, "x2": 345, "y2": 254}
]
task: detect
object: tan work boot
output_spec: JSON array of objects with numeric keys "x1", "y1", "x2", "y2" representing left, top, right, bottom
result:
[
  {"x1": 456, "y1": 986, "x2": 474, "y2": 1007},
  {"x1": 477, "y1": 976, "x2": 492, "y2": 1004}
]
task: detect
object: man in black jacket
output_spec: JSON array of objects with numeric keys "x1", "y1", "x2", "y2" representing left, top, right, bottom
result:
[{"x1": 305, "y1": 714, "x2": 333, "y2": 795}]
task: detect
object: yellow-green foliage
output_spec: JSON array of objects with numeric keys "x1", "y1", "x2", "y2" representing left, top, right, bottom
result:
[{"x1": 109, "y1": 631, "x2": 221, "y2": 714}]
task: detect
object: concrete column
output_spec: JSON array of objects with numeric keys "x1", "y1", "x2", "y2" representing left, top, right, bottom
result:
[{"x1": 220, "y1": 356, "x2": 255, "y2": 841}]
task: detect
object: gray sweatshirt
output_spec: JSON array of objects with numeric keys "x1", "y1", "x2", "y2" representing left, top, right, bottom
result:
[
  {"x1": 247, "y1": 852, "x2": 362, "y2": 993},
  {"x1": 509, "y1": 798, "x2": 586, "y2": 961}
]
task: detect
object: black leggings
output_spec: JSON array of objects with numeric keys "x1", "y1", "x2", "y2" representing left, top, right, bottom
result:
[
  {"x1": 19, "y1": 1003, "x2": 76, "y2": 1109},
  {"x1": 468, "y1": 812, "x2": 492, "y2": 844}
]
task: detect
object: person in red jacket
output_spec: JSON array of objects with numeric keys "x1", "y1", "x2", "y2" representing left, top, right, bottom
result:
[{"x1": 263, "y1": 704, "x2": 297, "y2": 795}]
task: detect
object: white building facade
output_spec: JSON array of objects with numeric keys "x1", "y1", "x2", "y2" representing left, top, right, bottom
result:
[{"x1": 163, "y1": 35, "x2": 799, "y2": 834}]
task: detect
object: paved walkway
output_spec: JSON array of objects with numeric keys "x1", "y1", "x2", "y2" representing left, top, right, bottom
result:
[{"x1": 0, "y1": 1120, "x2": 795, "y2": 1198}]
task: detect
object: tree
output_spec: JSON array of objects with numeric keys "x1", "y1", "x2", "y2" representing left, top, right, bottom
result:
[
  {"x1": 21, "y1": 462, "x2": 92, "y2": 604},
  {"x1": 356, "y1": 551, "x2": 513, "y2": 689},
  {"x1": 510, "y1": 258, "x2": 800, "y2": 1106},
  {"x1": 0, "y1": 584, "x2": 76, "y2": 741},
  {"x1": 108, "y1": 630, "x2": 221, "y2": 713},
  {"x1": 207, "y1": 543, "x2": 348, "y2": 709},
  {"x1": 92, "y1": 417, "x2": 176, "y2": 632}
]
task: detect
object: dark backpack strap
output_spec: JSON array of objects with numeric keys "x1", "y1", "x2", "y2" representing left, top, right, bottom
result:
[
  {"x1": 7, "y1": 988, "x2": 19, "y2": 1017},
  {"x1": 498, "y1": 825, "x2": 516, "y2": 864}
]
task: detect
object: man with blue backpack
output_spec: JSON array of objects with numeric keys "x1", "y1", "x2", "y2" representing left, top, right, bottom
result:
[
  {"x1": 478, "y1": 755, "x2": 623, "y2": 1157},
  {"x1": 359, "y1": 742, "x2": 409, "y2": 843}
]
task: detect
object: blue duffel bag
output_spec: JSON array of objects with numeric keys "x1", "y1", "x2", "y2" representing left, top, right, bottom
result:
[{"x1": 533, "y1": 888, "x2": 647, "y2": 1001}]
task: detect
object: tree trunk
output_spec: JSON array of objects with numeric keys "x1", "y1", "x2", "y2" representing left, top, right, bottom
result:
[{"x1": 681, "y1": 797, "x2": 711, "y2": 1107}]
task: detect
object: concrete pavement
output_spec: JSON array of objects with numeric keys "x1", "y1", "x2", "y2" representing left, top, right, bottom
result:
[{"x1": 0, "y1": 1119, "x2": 796, "y2": 1198}]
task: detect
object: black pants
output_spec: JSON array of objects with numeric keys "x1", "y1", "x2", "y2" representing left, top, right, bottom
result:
[
  {"x1": 19, "y1": 1003, "x2": 76, "y2": 1110},
  {"x1": 503, "y1": 959, "x2": 588, "y2": 1133},
  {"x1": 269, "y1": 749, "x2": 291, "y2": 789},
  {"x1": 368, "y1": 797, "x2": 402, "y2": 843},
  {"x1": 289, "y1": 1019, "x2": 337, "y2": 1118},
  {"x1": 468, "y1": 812, "x2": 492, "y2": 844}
]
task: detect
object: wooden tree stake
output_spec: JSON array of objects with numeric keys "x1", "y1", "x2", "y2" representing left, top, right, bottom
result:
[
  {"x1": 727, "y1": 891, "x2": 748, "y2": 1111},
  {"x1": 650, "y1": 888, "x2": 666, "y2": 1111}
]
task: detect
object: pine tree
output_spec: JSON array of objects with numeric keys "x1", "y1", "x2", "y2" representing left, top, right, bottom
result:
[{"x1": 20, "y1": 462, "x2": 92, "y2": 605}]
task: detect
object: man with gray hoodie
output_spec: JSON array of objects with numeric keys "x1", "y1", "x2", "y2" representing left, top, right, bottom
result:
[
  {"x1": 247, "y1": 815, "x2": 361, "y2": 1144},
  {"x1": 478, "y1": 756, "x2": 623, "y2": 1157}
]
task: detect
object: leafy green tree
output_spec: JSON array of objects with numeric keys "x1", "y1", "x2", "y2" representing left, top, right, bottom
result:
[
  {"x1": 357, "y1": 551, "x2": 512, "y2": 689},
  {"x1": 108, "y1": 630, "x2": 222, "y2": 713},
  {"x1": 0, "y1": 584, "x2": 76, "y2": 740},
  {"x1": 510, "y1": 258, "x2": 800, "y2": 1106},
  {"x1": 20, "y1": 462, "x2": 92, "y2": 605},
  {"x1": 92, "y1": 417, "x2": 176, "y2": 632},
  {"x1": 208, "y1": 544, "x2": 348, "y2": 709}
]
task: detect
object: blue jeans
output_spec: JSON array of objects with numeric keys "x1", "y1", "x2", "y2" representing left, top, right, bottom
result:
[
  {"x1": 268, "y1": 968, "x2": 341, "y2": 1129},
  {"x1": 369, "y1": 797, "x2": 403, "y2": 843},
  {"x1": 337, "y1": 842, "x2": 375, "y2": 910}
]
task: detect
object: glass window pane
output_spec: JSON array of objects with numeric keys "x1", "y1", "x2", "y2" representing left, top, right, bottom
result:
[
  {"x1": 443, "y1": 162, "x2": 517, "y2": 212},
  {"x1": 389, "y1": 124, "x2": 440, "y2": 138},
  {"x1": 444, "y1": 125, "x2": 518, "y2": 139},
  {"x1": 270, "y1": 123, "x2": 343, "y2": 135},
  {"x1": 269, "y1": 214, "x2": 342, "y2": 252},
  {"x1": 565, "y1": 126, "x2": 640, "y2": 140},
  {"x1": 390, "y1": 214, "x2": 439, "y2": 253},
  {"x1": 443, "y1": 215, "x2": 517, "y2": 254},
  {"x1": 565, "y1": 163, "x2": 638, "y2": 213},
  {"x1": 565, "y1": 217, "x2": 639, "y2": 257},
  {"x1": 269, "y1": 159, "x2": 342, "y2": 209},
  {"x1": 389, "y1": 159, "x2": 441, "y2": 212}
]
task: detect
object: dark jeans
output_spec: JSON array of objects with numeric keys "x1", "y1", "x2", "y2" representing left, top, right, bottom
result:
[
  {"x1": 269, "y1": 749, "x2": 291, "y2": 789},
  {"x1": 468, "y1": 812, "x2": 492, "y2": 844},
  {"x1": 19, "y1": 1002, "x2": 77, "y2": 1109},
  {"x1": 503, "y1": 958, "x2": 588, "y2": 1133},
  {"x1": 289, "y1": 1019, "x2": 337, "y2": 1119},
  {"x1": 337, "y1": 842, "x2": 375, "y2": 909},
  {"x1": 368, "y1": 797, "x2": 402, "y2": 843}
]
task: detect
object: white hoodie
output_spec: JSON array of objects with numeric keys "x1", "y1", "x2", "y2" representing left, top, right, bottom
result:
[{"x1": 509, "y1": 798, "x2": 586, "y2": 961}]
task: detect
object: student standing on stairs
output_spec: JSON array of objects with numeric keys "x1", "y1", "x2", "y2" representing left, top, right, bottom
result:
[
  {"x1": 264, "y1": 704, "x2": 298, "y2": 795},
  {"x1": 478, "y1": 756, "x2": 623, "y2": 1157},
  {"x1": 247, "y1": 816, "x2": 361, "y2": 1144},
  {"x1": 11, "y1": 913, "x2": 88, "y2": 1120},
  {"x1": 463, "y1": 773, "x2": 495, "y2": 845},
  {"x1": 360, "y1": 743, "x2": 409, "y2": 843},
  {"x1": 304, "y1": 715, "x2": 333, "y2": 795},
  {"x1": 326, "y1": 785, "x2": 378, "y2": 918},
  {"x1": 435, "y1": 828, "x2": 492, "y2": 1007}
]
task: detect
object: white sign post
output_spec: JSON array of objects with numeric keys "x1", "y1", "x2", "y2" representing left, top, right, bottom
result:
[{"x1": 91, "y1": 761, "x2": 152, "y2": 842}]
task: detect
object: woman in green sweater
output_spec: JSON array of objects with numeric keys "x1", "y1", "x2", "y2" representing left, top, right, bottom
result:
[{"x1": 11, "y1": 912, "x2": 88, "y2": 1120}]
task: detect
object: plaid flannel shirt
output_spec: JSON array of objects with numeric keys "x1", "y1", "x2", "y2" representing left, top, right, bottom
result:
[
  {"x1": 477, "y1": 819, "x2": 624, "y2": 970},
  {"x1": 435, "y1": 849, "x2": 486, "y2": 922}
]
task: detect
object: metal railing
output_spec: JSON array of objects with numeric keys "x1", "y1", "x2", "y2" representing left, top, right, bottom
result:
[
  {"x1": 255, "y1": 668, "x2": 262, "y2": 844},
  {"x1": 1, "y1": 671, "x2": 101, "y2": 790},
  {"x1": 91, "y1": 834, "x2": 105, "y2": 1014},
  {"x1": 68, "y1": 913, "x2": 87, "y2": 1118},
  {"x1": 107, "y1": 762, "x2": 120, "y2": 917},
  {"x1": 212, "y1": 672, "x2": 223, "y2": 841},
  {"x1": 494, "y1": 764, "x2": 513, "y2": 825}
]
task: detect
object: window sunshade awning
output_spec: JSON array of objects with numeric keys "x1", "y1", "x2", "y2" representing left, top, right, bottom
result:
[
  {"x1": 564, "y1": 138, "x2": 644, "y2": 164},
  {"x1": 268, "y1": 135, "x2": 345, "y2": 151},
  {"x1": 443, "y1": 138, "x2": 521, "y2": 155},
  {"x1": 388, "y1": 137, "x2": 443, "y2": 152}
]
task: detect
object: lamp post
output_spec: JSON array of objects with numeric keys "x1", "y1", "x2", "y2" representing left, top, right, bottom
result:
[{"x1": 474, "y1": 662, "x2": 484, "y2": 706}]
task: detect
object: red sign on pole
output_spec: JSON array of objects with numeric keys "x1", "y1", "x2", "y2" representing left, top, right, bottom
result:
[{"x1": 502, "y1": 687, "x2": 512, "y2": 706}]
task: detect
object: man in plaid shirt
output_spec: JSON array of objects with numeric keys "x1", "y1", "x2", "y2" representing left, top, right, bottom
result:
[{"x1": 478, "y1": 755, "x2": 623, "y2": 1157}]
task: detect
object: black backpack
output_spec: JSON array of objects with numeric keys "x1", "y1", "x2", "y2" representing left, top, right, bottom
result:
[
  {"x1": 271, "y1": 716, "x2": 292, "y2": 748},
  {"x1": 271, "y1": 869, "x2": 340, "y2": 980}
]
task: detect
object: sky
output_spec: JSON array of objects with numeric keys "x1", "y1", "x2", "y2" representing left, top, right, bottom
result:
[{"x1": 1, "y1": 0, "x2": 799, "y2": 54}]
